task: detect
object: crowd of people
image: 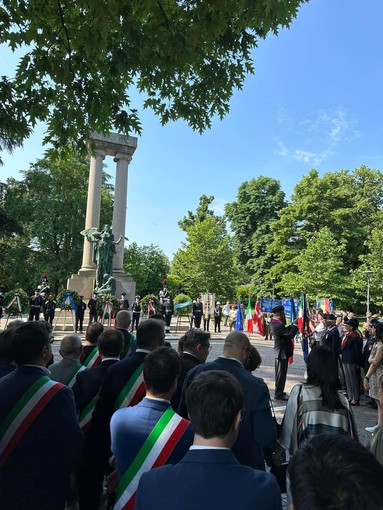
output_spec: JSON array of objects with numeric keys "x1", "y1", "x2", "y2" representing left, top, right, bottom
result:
[{"x1": 1, "y1": 301, "x2": 383, "y2": 509}]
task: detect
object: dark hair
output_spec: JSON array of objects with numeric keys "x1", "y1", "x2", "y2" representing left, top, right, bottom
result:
[
  {"x1": 143, "y1": 346, "x2": 180, "y2": 393},
  {"x1": 362, "y1": 329, "x2": 370, "y2": 339},
  {"x1": 307, "y1": 346, "x2": 342, "y2": 410},
  {"x1": 374, "y1": 321, "x2": 383, "y2": 341},
  {"x1": 0, "y1": 330, "x2": 15, "y2": 363},
  {"x1": 245, "y1": 345, "x2": 262, "y2": 372},
  {"x1": 12, "y1": 322, "x2": 51, "y2": 365},
  {"x1": 185, "y1": 370, "x2": 243, "y2": 438},
  {"x1": 149, "y1": 313, "x2": 166, "y2": 324},
  {"x1": 98, "y1": 330, "x2": 124, "y2": 358},
  {"x1": 136, "y1": 319, "x2": 165, "y2": 349},
  {"x1": 183, "y1": 328, "x2": 211, "y2": 351},
  {"x1": 289, "y1": 434, "x2": 383, "y2": 510},
  {"x1": 86, "y1": 322, "x2": 104, "y2": 344}
]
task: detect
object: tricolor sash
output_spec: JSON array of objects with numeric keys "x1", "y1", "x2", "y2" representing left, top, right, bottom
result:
[
  {"x1": 115, "y1": 364, "x2": 145, "y2": 411},
  {"x1": 83, "y1": 346, "x2": 102, "y2": 368},
  {"x1": 0, "y1": 376, "x2": 63, "y2": 467},
  {"x1": 121, "y1": 333, "x2": 135, "y2": 359},
  {"x1": 66, "y1": 364, "x2": 86, "y2": 389},
  {"x1": 78, "y1": 393, "x2": 99, "y2": 432},
  {"x1": 114, "y1": 407, "x2": 190, "y2": 510}
]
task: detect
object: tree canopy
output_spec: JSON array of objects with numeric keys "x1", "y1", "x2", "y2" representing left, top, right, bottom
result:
[
  {"x1": 0, "y1": 150, "x2": 113, "y2": 293},
  {"x1": 169, "y1": 198, "x2": 239, "y2": 299},
  {"x1": 0, "y1": 0, "x2": 306, "y2": 156},
  {"x1": 123, "y1": 242, "x2": 170, "y2": 297}
]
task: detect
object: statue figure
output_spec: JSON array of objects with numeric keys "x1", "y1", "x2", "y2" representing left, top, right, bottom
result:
[
  {"x1": 96, "y1": 273, "x2": 116, "y2": 296},
  {"x1": 81, "y1": 225, "x2": 122, "y2": 288}
]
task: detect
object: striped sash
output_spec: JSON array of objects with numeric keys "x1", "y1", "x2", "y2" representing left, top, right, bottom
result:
[
  {"x1": 83, "y1": 346, "x2": 102, "y2": 368},
  {"x1": 0, "y1": 376, "x2": 63, "y2": 467},
  {"x1": 121, "y1": 333, "x2": 135, "y2": 359},
  {"x1": 78, "y1": 393, "x2": 99, "y2": 432},
  {"x1": 114, "y1": 408, "x2": 190, "y2": 510},
  {"x1": 66, "y1": 364, "x2": 86, "y2": 389},
  {"x1": 115, "y1": 364, "x2": 145, "y2": 411}
]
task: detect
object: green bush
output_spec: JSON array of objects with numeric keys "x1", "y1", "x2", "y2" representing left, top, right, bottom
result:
[
  {"x1": 174, "y1": 293, "x2": 192, "y2": 315},
  {"x1": 141, "y1": 294, "x2": 159, "y2": 315}
]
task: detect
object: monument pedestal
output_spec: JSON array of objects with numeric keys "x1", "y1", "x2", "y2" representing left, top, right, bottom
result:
[
  {"x1": 67, "y1": 270, "x2": 96, "y2": 300},
  {"x1": 67, "y1": 270, "x2": 136, "y2": 305}
]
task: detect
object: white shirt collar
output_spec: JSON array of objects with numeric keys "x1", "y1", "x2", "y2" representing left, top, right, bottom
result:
[
  {"x1": 102, "y1": 357, "x2": 120, "y2": 362},
  {"x1": 135, "y1": 348, "x2": 151, "y2": 354},
  {"x1": 145, "y1": 396, "x2": 170, "y2": 404}
]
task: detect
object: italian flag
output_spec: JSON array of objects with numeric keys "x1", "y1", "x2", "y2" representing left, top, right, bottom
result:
[
  {"x1": 253, "y1": 300, "x2": 264, "y2": 336},
  {"x1": 245, "y1": 298, "x2": 253, "y2": 334},
  {"x1": 298, "y1": 292, "x2": 308, "y2": 334}
]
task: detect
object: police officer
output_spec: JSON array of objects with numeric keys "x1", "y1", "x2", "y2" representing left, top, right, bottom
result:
[
  {"x1": 192, "y1": 297, "x2": 203, "y2": 329},
  {"x1": 131, "y1": 296, "x2": 141, "y2": 332},
  {"x1": 75, "y1": 295, "x2": 87, "y2": 333},
  {"x1": 88, "y1": 292, "x2": 98, "y2": 325},
  {"x1": 29, "y1": 290, "x2": 43, "y2": 321}
]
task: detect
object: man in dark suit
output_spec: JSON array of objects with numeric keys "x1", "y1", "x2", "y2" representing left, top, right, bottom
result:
[
  {"x1": 0, "y1": 321, "x2": 83, "y2": 510},
  {"x1": 74, "y1": 329, "x2": 124, "y2": 510},
  {"x1": 172, "y1": 328, "x2": 211, "y2": 410},
  {"x1": 179, "y1": 331, "x2": 276, "y2": 471},
  {"x1": 115, "y1": 309, "x2": 135, "y2": 359},
  {"x1": 270, "y1": 305, "x2": 298, "y2": 400},
  {"x1": 192, "y1": 297, "x2": 203, "y2": 328},
  {"x1": 81, "y1": 322, "x2": 104, "y2": 366},
  {"x1": 322, "y1": 313, "x2": 341, "y2": 354},
  {"x1": 111, "y1": 347, "x2": 194, "y2": 509},
  {"x1": 136, "y1": 370, "x2": 281, "y2": 510},
  {"x1": 87, "y1": 319, "x2": 165, "y2": 510}
]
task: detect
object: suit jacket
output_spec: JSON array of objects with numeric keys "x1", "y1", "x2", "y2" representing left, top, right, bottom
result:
[
  {"x1": 74, "y1": 358, "x2": 119, "y2": 412},
  {"x1": 111, "y1": 397, "x2": 194, "y2": 477},
  {"x1": 322, "y1": 326, "x2": 340, "y2": 353},
  {"x1": 271, "y1": 319, "x2": 298, "y2": 359},
  {"x1": 89, "y1": 351, "x2": 148, "y2": 459},
  {"x1": 0, "y1": 363, "x2": 15, "y2": 379},
  {"x1": 135, "y1": 449, "x2": 282, "y2": 510},
  {"x1": 0, "y1": 366, "x2": 83, "y2": 510},
  {"x1": 49, "y1": 357, "x2": 83, "y2": 384},
  {"x1": 171, "y1": 352, "x2": 201, "y2": 410},
  {"x1": 81, "y1": 343, "x2": 98, "y2": 364},
  {"x1": 116, "y1": 327, "x2": 134, "y2": 358},
  {"x1": 179, "y1": 357, "x2": 276, "y2": 470}
]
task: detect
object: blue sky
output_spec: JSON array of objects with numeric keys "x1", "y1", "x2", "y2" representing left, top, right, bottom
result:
[{"x1": 1, "y1": 0, "x2": 383, "y2": 260}]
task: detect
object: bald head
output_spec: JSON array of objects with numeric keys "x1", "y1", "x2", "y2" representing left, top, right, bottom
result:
[
  {"x1": 223, "y1": 331, "x2": 251, "y2": 366},
  {"x1": 59, "y1": 335, "x2": 83, "y2": 359},
  {"x1": 116, "y1": 310, "x2": 131, "y2": 329}
]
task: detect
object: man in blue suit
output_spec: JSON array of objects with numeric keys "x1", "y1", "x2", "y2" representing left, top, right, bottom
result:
[
  {"x1": 0, "y1": 321, "x2": 83, "y2": 510},
  {"x1": 179, "y1": 331, "x2": 276, "y2": 470},
  {"x1": 136, "y1": 370, "x2": 281, "y2": 510},
  {"x1": 111, "y1": 347, "x2": 194, "y2": 509},
  {"x1": 86, "y1": 319, "x2": 165, "y2": 510}
]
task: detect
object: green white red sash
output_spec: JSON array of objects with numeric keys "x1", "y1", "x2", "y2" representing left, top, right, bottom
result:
[
  {"x1": 78, "y1": 393, "x2": 99, "y2": 432},
  {"x1": 121, "y1": 333, "x2": 135, "y2": 359},
  {"x1": 114, "y1": 407, "x2": 190, "y2": 510},
  {"x1": 0, "y1": 376, "x2": 63, "y2": 467},
  {"x1": 66, "y1": 364, "x2": 86, "y2": 389},
  {"x1": 83, "y1": 346, "x2": 102, "y2": 368},
  {"x1": 114, "y1": 364, "x2": 145, "y2": 411}
]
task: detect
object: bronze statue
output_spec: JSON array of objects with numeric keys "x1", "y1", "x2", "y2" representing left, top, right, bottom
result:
[
  {"x1": 96, "y1": 273, "x2": 116, "y2": 295},
  {"x1": 81, "y1": 225, "x2": 122, "y2": 290}
]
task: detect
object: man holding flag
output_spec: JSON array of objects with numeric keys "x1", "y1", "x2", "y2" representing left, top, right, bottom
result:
[{"x1": 270, "y1": 305, "x2": 298, "y2": 400}]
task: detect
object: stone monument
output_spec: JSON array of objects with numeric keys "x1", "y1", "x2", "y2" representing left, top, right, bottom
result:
[{"x1": 67, "y1": 133, "x2": 137, "y2": 303}]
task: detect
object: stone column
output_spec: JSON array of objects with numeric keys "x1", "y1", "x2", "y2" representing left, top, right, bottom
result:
[
  {"x1": 80, "y1": 149, "x2": 106, "y2": 271},
  {"x1": 112, "y1": 152, "x2": 132, "y2": 274}
]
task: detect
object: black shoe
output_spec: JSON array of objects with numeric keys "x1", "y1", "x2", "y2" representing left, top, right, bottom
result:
[{"x1": 274, "y1": 394, "x2": 289, "y2": 401}]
